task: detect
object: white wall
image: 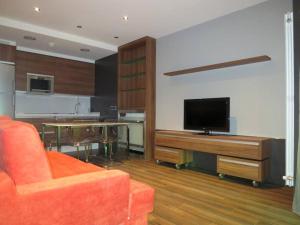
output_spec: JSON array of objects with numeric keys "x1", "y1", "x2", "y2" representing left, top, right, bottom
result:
[{"x1": 156, "y1": 0, "x2": 292, "y2": 138}]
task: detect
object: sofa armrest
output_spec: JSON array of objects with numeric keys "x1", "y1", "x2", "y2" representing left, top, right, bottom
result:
[
  {"x1": 16, "y1": 170, "x2": 130, "y2": 225},
  {"x1": 0, "y1": 170, "x2": 16, "y2": 196},
  {"x1": 0, "y1": 171, "x2": 19, "y2": 225}
]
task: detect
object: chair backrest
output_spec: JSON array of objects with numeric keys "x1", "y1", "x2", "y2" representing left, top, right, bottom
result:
[
  {"x1": 0, "y1": 121, "x2": 52, "y2": 185},
  {"x1": 66, "y1": 126, "x2": 101, "y2": 143}
]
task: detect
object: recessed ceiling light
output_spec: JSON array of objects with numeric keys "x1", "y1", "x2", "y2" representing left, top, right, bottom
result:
[
  {"x1": 114, "y1": 36, "x2": 119, "y2": 39},
  {"x1": 76, "y1": 25, "x2": 82, "y2": 29},
  {"x1": 24, "y1": 35, "x2": 36, "y2": 41},
  {"x1": 80, "y1": 48, "x2": 90, "y2": 52},
  {"x1": 122, "y1": 15, "x2": 129, "y2": 21},
  {"x1": 34, "y1": 7, "x2": 40, "y2": 12}
]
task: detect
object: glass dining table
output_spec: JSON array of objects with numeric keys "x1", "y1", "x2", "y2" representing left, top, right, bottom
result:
[{"x1": 41, "y1": 121, "x2": 130, "y2": 154}]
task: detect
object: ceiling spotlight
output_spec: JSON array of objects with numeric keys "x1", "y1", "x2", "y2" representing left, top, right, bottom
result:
[
  {"x1": 80, "y1": 48, "x2": 90, "y2": 52},
  {"x1": 34, "y1": 7, "x2": 40, "y2": 12},
  {"x1": 114, "y1": 36, "x2": 119, "y2": 39},
  {"x1": 76, "y1": 25, "x2": 82, "y2": 29},
  {"x1": 122, "y1": 15, "x2": 129, "y2": 21},
  {"x1": 24, "y1": 35, "x2": 36, "y2": 41}
]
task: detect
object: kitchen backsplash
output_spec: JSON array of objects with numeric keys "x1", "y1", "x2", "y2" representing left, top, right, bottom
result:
[{"x1": 15, "y1": 91, "x2": 99, "y2": 118}]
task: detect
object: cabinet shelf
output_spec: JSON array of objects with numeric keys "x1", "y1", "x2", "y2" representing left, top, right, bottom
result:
[
  {"x1": 121, "y1": 72, "x2": 145, "y2": 79},
  {"x1": 164, "y1": 55, "x2": 271, "y2": 76},
  {"x1": 121, "y1": 56, "x2": 146, "y2": 65},
  {"x1": 120, "y1": 88, "x2": 146, "y2": 92}
]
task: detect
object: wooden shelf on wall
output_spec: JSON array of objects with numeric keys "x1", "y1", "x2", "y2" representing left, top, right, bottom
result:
[{"x1": 164, "y1": 55, "x2": 271, "y2": 76}]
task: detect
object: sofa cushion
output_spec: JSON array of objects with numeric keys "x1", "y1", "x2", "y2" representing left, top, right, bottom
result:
[
  {"x1": 128, "y1": 180, "x2": 154, "y2": 220},
  {"x1": 0, "y1": 121, "x2": 52, "y2": 185},
  {"x1": 47, "y1": 151, "x2": 104, "y2": 178},
  {"x1": 0, "y1": 120, "x2": 14, "y2": 127}
]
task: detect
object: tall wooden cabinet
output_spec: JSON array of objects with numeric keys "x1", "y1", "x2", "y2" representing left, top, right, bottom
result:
[{"x1": 118, "y1": 37, "x2": 156, "y2": 160}]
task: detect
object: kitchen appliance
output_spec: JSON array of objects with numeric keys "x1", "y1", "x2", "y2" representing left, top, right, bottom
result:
[
  {"x1": 118, "y1": 112, "x2": 145, "y2": 153},
  {"x1": 27, "y1": 73, "x2": 54, "y2": 94},
  {"x1": 0, "y1": 62, "x2": 15, "y2": 117}
]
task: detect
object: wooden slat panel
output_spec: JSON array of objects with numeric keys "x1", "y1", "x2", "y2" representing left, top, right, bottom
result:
[
  {"x1": 15, "y1": 51, "x2": 95, "y2": 95},
  {"x1": 119, "y1": 75, "x2": 146, "y2": 90},
  {"x1": 119, "y1": 90, "x2": 145, "y2": 109},
  {"x1": 0, "y1": 44, "x2": 16, "y2": 63}
]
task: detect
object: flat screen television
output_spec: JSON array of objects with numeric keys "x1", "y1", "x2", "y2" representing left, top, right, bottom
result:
[{"x1": 184, "y1": 97, "x2": 230, "y2": 134}]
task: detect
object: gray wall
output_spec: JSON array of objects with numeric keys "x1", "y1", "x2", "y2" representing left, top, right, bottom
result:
[
  {"x1": 294, "y1": 0, "x2": 300, "y2": 176},
  {"x1": 156, "y1": 0, "x2": 292, "y2": 139}
]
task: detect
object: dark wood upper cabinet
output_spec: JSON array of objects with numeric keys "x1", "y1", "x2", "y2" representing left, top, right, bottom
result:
[
  {"x1": 95, "y1": 53, "x2": 118, "y2": 97},
  {"x1": 91, "y1": 54, "x2": 118, "y2": 119},
  {"x1": 15, "y1": 51, "x2": 95, "y2": 96},
  {"x1": 0, "y1": 44, "x2": 16, "y2": 63}
]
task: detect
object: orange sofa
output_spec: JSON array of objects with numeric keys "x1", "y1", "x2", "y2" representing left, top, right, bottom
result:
[{"x1": 0, "y1": 117, "x2": 154, "y2": 225}]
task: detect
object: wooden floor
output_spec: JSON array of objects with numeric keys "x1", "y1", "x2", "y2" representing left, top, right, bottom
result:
[{"x1": 112, "y1": 159, "x2": 300, "y2": 225}]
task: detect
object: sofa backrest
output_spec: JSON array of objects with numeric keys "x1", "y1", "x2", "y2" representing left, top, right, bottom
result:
[
  {"x1": 0, "y1": 121, "x2": 52, "y2": 185},
  {"x1": 0, "y1": 115, "x2": 12, "y2": 121}
]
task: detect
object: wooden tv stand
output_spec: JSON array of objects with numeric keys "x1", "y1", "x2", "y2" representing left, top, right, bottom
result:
[{"x1": 155, "y1": 130, "x2": 272, "y2": 186}]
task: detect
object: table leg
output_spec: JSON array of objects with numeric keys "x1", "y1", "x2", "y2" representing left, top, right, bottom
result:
[
  {"x1": 56, "y1": 127, "x2": 62, "y2": 152},
  {"x1": 127, "y1": 125, "x2": 130, "y2": 159},
  {"x1": 104, "y1": 126, "x2": 108, "y2": 158},
  {"x1": 41, "y1": 125, "x2": 45, "y2": 143}
]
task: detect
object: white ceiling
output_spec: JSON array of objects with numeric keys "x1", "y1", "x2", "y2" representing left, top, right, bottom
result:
[{"x1": 0, "y1": 0, "x2": 267, "y2": 62}]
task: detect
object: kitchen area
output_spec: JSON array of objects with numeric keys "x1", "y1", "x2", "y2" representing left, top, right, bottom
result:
[{"x1": 0, "y1": 37, "x2": 156, "y2": 162}]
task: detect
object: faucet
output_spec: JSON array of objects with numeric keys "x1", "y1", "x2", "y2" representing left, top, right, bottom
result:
[{"x1": 74, "y1": 98, "x2": 81, "y2": 114}]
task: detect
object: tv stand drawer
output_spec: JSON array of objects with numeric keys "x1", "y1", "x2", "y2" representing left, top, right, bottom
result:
[
  {"x1": 217, "y1": 156, "x2": 269, "y2": 182},
  {"x1": 155, "y1": 146, "x2": 193, "y2": 164}
]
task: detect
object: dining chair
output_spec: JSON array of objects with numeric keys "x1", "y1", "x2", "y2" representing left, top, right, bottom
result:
[{"x1": 68, "y1": 126, "x2": 103, "y2": 162}]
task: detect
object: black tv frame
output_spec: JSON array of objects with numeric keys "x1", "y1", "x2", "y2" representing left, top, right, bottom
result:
[{"x1": 184, "y1": 97, "x2": 230, "y2": 135}]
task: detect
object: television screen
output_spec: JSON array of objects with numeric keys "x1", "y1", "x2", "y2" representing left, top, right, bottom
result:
[{"x1": 184, "y1": 97, "x2": 230, "y2": 133}]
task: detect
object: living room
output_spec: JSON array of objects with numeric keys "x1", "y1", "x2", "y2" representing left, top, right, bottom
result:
[{"x1": 0, "y1": 0, "x2": 300, "y2": 224}]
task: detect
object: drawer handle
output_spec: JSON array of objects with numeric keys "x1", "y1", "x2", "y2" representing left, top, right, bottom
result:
[{"x1": 219, "y1": 158, "x2": 259, "y2": 167}]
